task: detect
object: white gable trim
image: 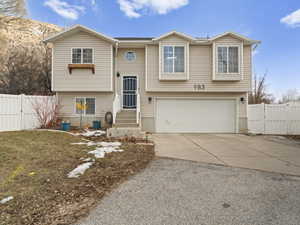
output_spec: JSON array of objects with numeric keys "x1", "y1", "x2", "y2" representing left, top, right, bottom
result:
[
  {"x1": 153, "y1": 31, "x2": 196, "y2": 42},
  {"x1": 44, "y1": 24, "x2": 118, "y2": 44},
  {"x1": 210, "y1": 32, "x2": 260, "y2": 45}
]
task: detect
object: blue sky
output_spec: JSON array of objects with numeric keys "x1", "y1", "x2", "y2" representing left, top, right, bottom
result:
[{"x1": 27, "y1": 0, "x2": 300, "y2": 98}]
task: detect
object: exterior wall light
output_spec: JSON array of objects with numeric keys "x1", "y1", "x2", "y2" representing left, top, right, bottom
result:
[
  {"x1": 148, "y1": 97, "x2": 152, "y2": 103},
  {"x1": 240, "y1": 97, "x2": 245, "y2": 103}
]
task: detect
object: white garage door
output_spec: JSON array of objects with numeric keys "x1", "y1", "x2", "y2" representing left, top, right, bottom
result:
[{"x1": 156, "y1": 99, "x2": 236, "y2": 133}]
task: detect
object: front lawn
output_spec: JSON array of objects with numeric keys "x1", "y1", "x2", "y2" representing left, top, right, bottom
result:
[{"x1": 0, "y1": 130, "x2": 154, "y2": 225}]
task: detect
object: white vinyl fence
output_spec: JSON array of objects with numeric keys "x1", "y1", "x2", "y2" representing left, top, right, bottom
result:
[
  {"x1": 0, "y1": 94, "x2": 55, "y2": 132},
  {"x1": 248, "y1": 103, "x2": 300, "y2": 135}
]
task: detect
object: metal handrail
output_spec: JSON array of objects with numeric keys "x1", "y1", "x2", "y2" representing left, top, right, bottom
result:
[
  {"x1": 136, "y1": 93, "x2": 141, "y2": 125},
  {"x1": 112, "y1": 94, "x2": 121, "y2": 124}
]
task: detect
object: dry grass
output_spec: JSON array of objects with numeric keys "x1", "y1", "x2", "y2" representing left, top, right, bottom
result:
[{"x1": 0, "y1": 131, "x2": 154, "y2": 225}]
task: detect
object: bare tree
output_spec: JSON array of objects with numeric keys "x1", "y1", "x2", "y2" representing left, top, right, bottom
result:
[
  {"x1": 279, "y1": 89, "x2": 300, "y2": 104},
  {"x1": 32, "y1": 96, "x2": 62, "y2": 129},
  {"x1": 0, "y1": 40, "x2": 52, "y2": 95},
  {"x1": 249, "y1": 73, "x2": 275, "y2": 104},
  {"x1": 0, "y1": 0, "x2": 27, "y2": 17}
]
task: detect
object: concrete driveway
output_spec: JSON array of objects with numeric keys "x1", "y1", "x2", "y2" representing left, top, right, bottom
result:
[
  {"x1": 76, "y1": 158, "x2": 300, "y2": 225},
  {"x1": 153, "y1": 134, "x2": 300, "y2": 176}
]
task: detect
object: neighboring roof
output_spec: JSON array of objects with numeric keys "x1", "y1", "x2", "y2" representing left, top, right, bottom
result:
[
  {"x1": 44, "y1": 24, "x2": 118, "y2": 44},
  {"x1": 153, "y1": 31, "x2": 196, "y2": 42},
  {"x1": 209, "y1": 31, "x2": 261, "y2": 44}
]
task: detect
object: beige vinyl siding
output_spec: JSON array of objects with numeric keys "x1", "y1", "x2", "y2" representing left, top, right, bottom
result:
[
  {"x1": 115, "y1": 47, "x2": 248, "y2": 132},
  {"x1": 57, "y1": 92, "x2": 113, "y2": 118},
  {"x1": 146, "y1": 35, "x2": 251, "y2": 92},
  {"x1": 158, "y1": 34, "x2": 189, "y2": 80},
  {"x1": 52, "y1": 31, "x2": 113, "y2": 92}
]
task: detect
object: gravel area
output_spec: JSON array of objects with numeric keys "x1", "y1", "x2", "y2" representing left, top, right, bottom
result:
[{"x1": 76, "y1": 158, "x2": 300, "y2": 225}]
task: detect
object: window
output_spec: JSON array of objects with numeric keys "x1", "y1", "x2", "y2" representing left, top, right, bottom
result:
[
  {"x1": 72, "y1": 48, "x2": 93, "y2": 64},
  {"x1": 217, "y1": 46, "x2": 239, "y2": 73},
  {"x1": 163, "y1": 46, "x2": 185, "y2": 73},
  {"x1": 75, "y1": 97, "x2": 95, "y2": 115},
  {"x1": 125, "y1": 51, "x2": 136, "y2": 61}
]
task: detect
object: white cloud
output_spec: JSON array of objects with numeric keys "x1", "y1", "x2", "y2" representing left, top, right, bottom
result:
[
  {"x1": 44, "y1": 0, "x2": 85, "y2": 20},
  {"x1": 280, "y1": 9, "x2": 300, "y2": 27},
  {"x1": 117, "y1": 0, "x2": 189, "y2": 18}
]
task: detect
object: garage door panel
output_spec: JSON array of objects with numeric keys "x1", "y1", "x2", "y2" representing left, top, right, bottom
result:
[{"x1": 156, "y1": 99, "x2": 236, "y2": 133}]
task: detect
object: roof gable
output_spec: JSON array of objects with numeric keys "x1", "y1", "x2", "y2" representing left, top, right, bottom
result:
[
  {"x1": 44, "y1": 25, "x2": 117, "y2": 44},
  {"x1": 210, "y1": 32, "x2": 260, "y2": 45},
  {"x1": 153, "y1": 31, "x2": 196, "y2": 42}
]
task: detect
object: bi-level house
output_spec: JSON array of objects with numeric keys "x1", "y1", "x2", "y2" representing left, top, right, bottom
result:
[{"x1": 44, "y1": 25, "x2": 260, "y2": 134}]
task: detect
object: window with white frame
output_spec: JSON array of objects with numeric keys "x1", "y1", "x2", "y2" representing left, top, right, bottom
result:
[
  {"x1": 163, "y1": 46, "x2": 185, "y2": 73},
  {"x1": 72, "y1": 48, "x2": 93, "y2": 64},
  {"x1": 217, "y1": 46, "x2": 239, "y2": 73},
  {"x1": 75, "y1": 97, "x2": 96, "y2": 115}
]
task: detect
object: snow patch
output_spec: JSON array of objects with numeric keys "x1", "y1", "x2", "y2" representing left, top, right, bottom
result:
[
  {"x1": 0, "y1": 196, "x2": 13, "y2": 204},
  {"x1": 71, "y1": 141, "x2": 122, "y2": 147},
  {"x1": 80, "y1": 129, "x2": 106, "y2": 137},
  {"x1": 68, "y1": 162, "x2": 94, "y2": 178},
  {"x1": 89, "y1": 146, "x2": 123, "y2": 158}
]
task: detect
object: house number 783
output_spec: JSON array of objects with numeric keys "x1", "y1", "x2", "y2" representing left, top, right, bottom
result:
[{"x1": 194, "y1": 84, "x2": 205, "y2": 91}]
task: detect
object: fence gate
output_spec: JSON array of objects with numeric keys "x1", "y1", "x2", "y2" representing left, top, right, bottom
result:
[
  {"x1": 248, "y1": 103, "x2": 300, "y2": 135},
  {"x1": 0, "y1": 94, "x2": 55, "y2": 132}
]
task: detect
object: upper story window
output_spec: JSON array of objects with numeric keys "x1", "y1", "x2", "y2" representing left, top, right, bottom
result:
[
  {"x1": 125, "y1": 51, "x2": 136, "y2": 61},
  {"x1": 217, "y1": 46, "x2": 239, "y2": 74},
  {"x1": 163, "y1": 46, "x2": 185, "y2": 73},
  {"x1": 72, "y1": 48, "x2": 93, "y2": 64}
]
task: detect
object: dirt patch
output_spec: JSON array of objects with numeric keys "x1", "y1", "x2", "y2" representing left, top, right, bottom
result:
[{"x1": 0, "y1": 131, "x2": 154, "y2": 225}]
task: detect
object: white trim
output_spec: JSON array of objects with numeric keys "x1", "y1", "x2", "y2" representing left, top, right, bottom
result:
[
  {"x1": 161, "y1": 44, "x2": 186, "y2": 74},
  {"x1": 51, "y1": 47, "x2": 54, "y2": 91},
  {"x1": 111, "y1": 45, "x2": 114, "y2": 92},
  {"x1": 154, "y1": 97, "x2": 239, "y2": 133},
  {"x1": 145, "y1": 45, "x2": 148, "y2": 91},
  {"x1": 158, "y1": 42, "x2": 162, "y2": 80},
  {"x1": 74, "y1": 96, "x2": 96, "y2": 116},
  {"x1": 212, "y1": 42, "x2": 216, "y2": 80},
  {"x1": 44, "y1": 24, "x2": 118, "y2": 44},
  {"x1": 213, "y1": 44, "x2": 243, "y2": 80},
  {"x1": 210, "y1": 31, "x2": 260, "y2": 45},
  {"x1": 70, "y1": 47, "x2": 94, "y2": 64},
  {"x1": 153, "y1": 31, "x2": 196, "y2": 42},
  {"x1": 186, "y1": 42, "x2": 190, "y2": 80}
]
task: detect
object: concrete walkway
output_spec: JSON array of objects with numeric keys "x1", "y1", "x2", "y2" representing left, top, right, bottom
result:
[{"x1": 153, "y1": 134, "x2": 300, "y2": 176}]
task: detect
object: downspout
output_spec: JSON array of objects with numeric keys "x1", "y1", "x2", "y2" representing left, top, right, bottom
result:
[{"x1": 114, "y1": 42, "x2": 119, "y2": 96}]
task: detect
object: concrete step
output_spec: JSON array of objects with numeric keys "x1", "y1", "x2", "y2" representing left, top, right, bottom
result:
[
  {"x1": 118, "y1": 110, "x2": 136, "y2": 115},
  {"x1": 107, "y1": 127, "x2": 145, "y2": 138},
  {"x1": 116, "y1": 119, "x2": 137, "y2": 123},
  {"x1": 114, "y1": 123, "x2": 139, "y2": 128}
]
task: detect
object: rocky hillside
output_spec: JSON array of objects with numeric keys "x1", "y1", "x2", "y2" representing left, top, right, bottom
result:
[
  {"x1": 0, "y1": 16, "x2": 62, "y2": 69},
  {"x1": 0, "y1": 15, "x2": 62, "y2": 47}
]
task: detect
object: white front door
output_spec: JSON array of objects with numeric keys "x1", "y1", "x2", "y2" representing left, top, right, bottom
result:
[
  {"x1": 156, "y1": 99, "x2": 237, "y2": 133},
  {"x1": 122, "y1": 76, "x2": 137, "y2": 109}
]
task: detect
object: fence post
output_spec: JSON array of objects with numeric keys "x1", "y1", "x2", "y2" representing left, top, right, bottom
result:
[
  {"x1": 20, "y1": 94, "x2": 25, "y2": 130},
  {"x1": 262, "y1": 103, "x2": 265, "y2": 134}
]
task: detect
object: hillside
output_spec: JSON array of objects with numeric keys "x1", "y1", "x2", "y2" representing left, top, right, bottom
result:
[
  {"x1": 0, "y1": 16, "x2": 62, "y2": 94},
  {"x1": 0, "y1": 15, "x2": 62, "y2": 47},
  {"x1": 0, "y1": 16, "x2": 62, "y2": 68}
]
